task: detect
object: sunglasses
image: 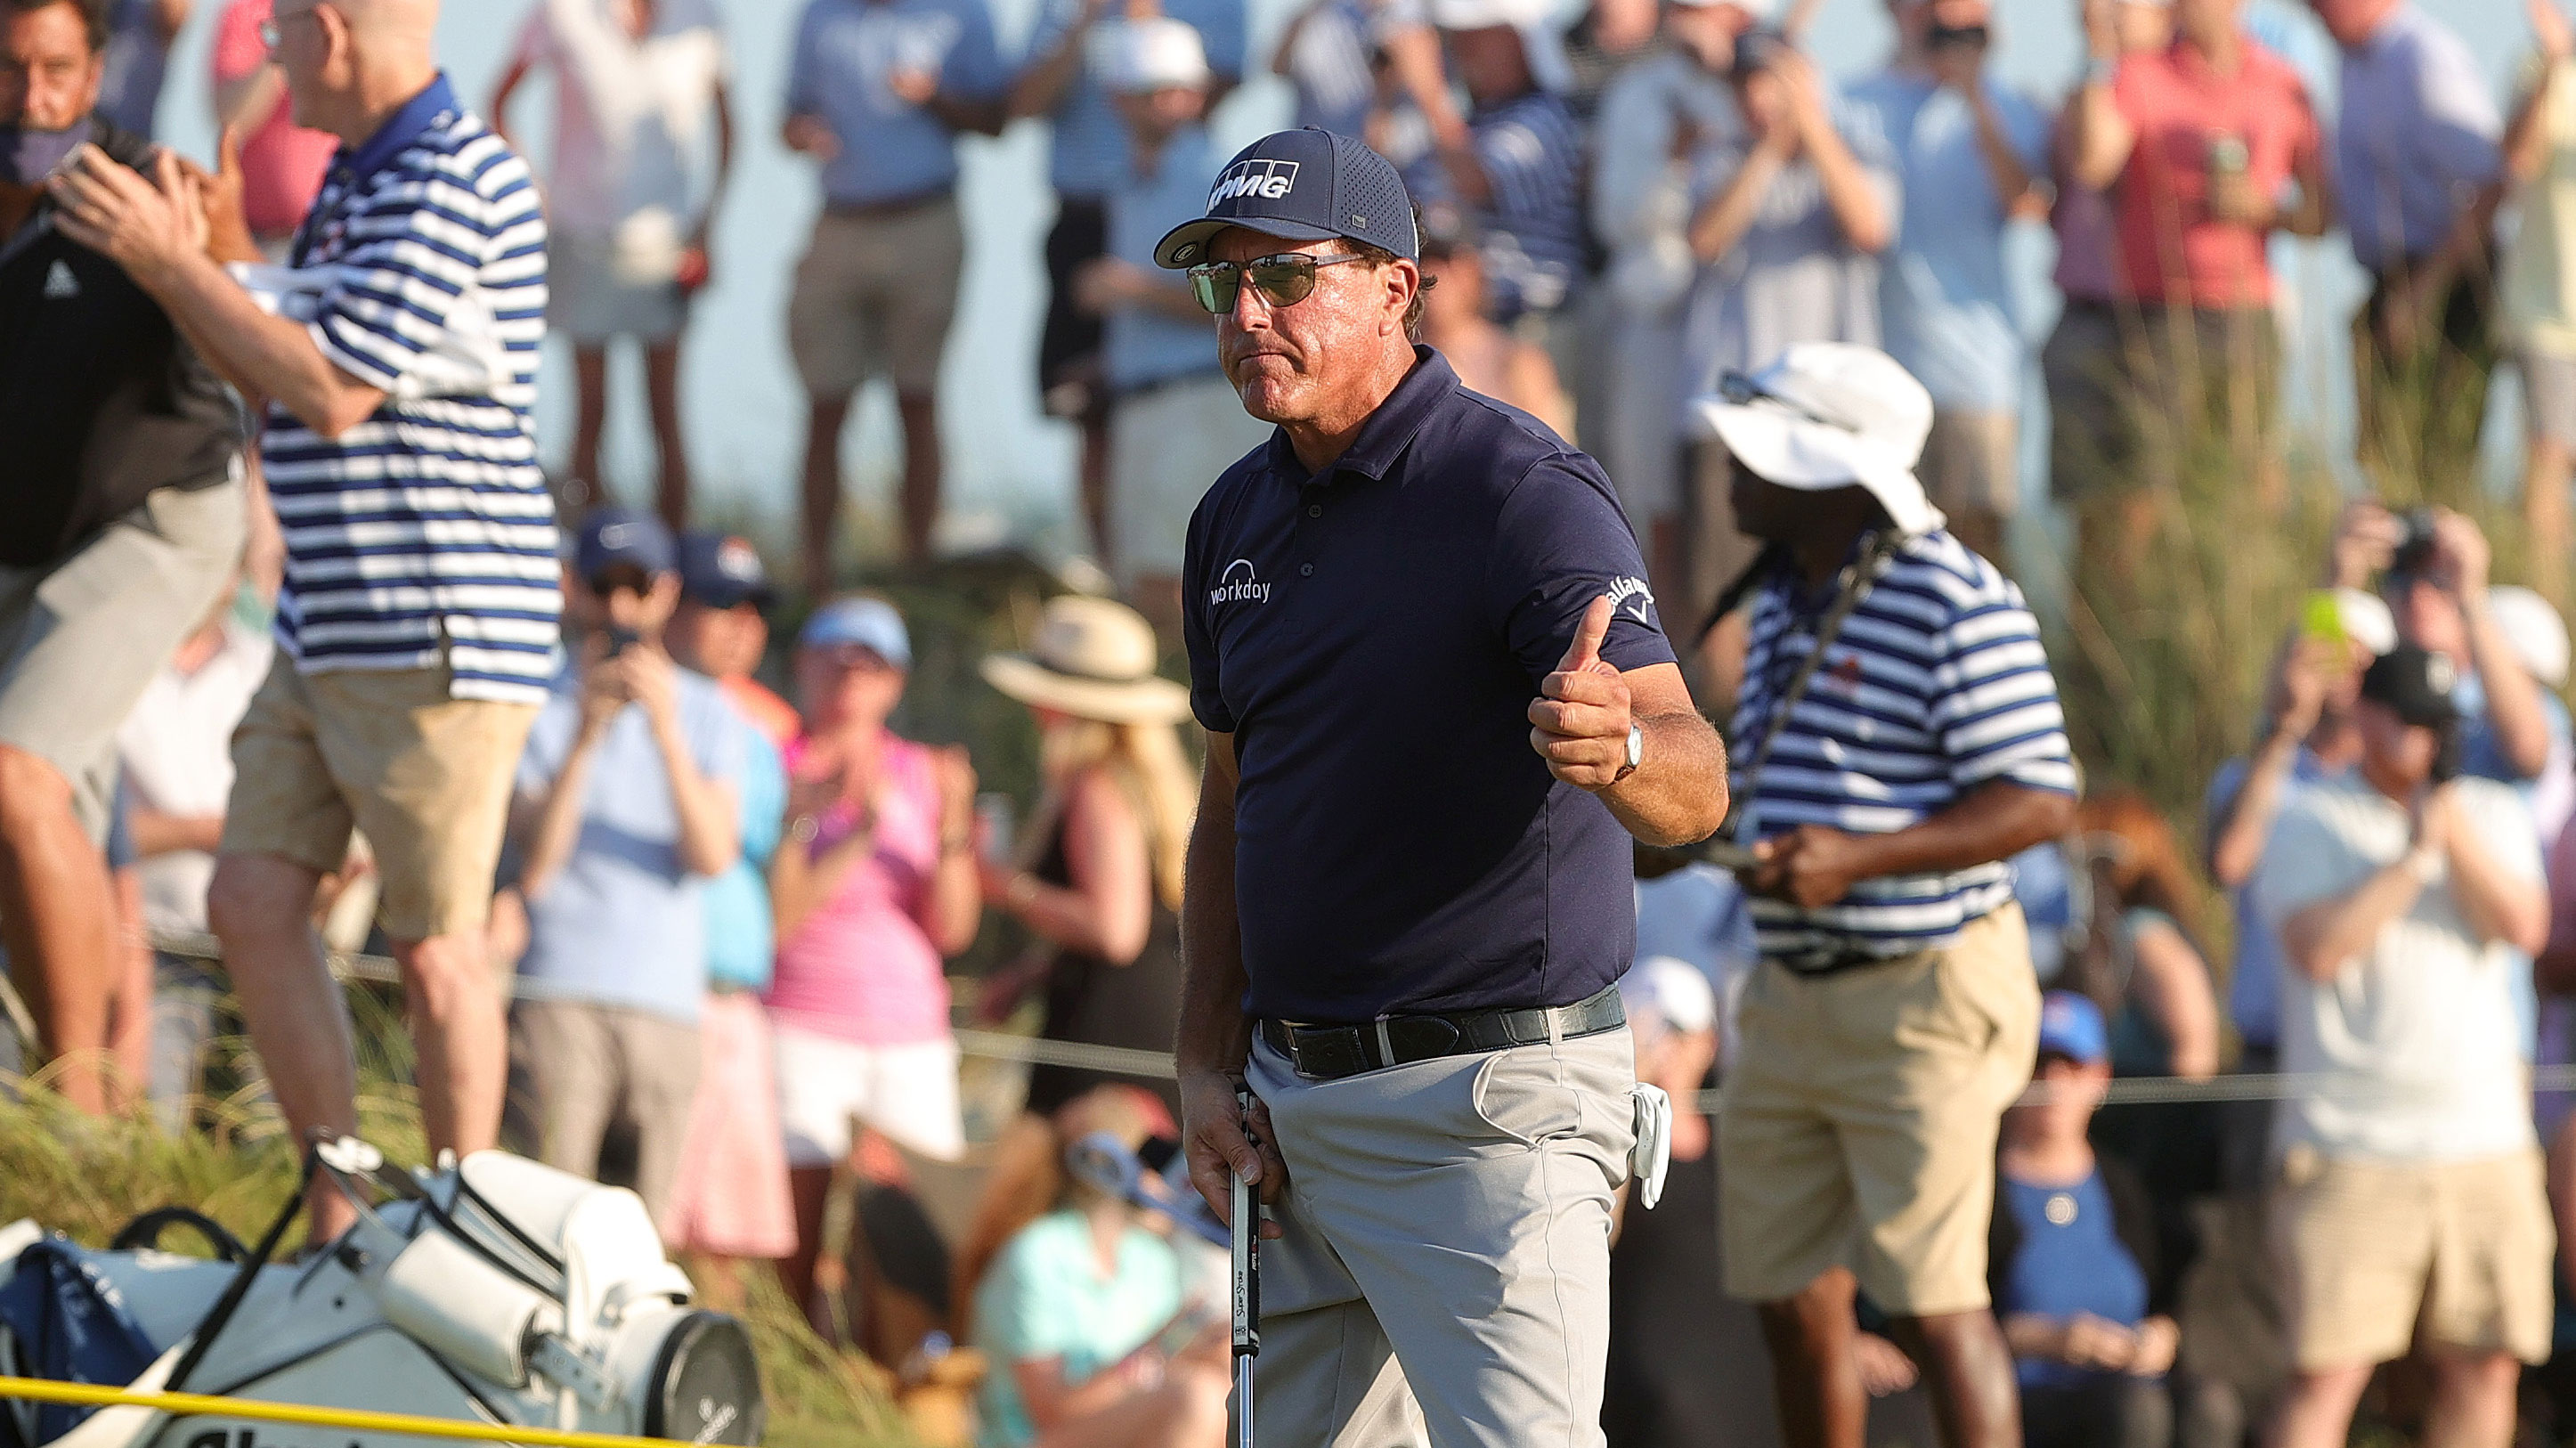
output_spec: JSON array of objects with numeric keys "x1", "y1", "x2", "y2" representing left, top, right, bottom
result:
[
  {"x1": 1186, "y1": 251, "x2": 1372, "y2": 314},
  {"x1": 1717, "y1": 370, "x2": 1853, "y2": 433}
]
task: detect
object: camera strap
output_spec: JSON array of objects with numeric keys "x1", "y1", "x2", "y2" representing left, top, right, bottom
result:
[{"x1": 1714, "y1": 527, "x2": 1908, "y2": 848}]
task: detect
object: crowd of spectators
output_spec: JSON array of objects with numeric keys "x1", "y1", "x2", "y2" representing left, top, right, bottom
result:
[{"x1": 14, "y1": 0, "x2": 2576, "y2": 1442}]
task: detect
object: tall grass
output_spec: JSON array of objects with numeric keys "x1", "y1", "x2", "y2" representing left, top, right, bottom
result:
[{"x1": 2047, "y1": 325, "x2": 2537, "y2": 829}]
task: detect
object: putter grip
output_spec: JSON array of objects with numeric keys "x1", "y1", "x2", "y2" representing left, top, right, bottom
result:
[{"x1": 1232, "y1": 1093, "x2": 1260, "y2": 1358}]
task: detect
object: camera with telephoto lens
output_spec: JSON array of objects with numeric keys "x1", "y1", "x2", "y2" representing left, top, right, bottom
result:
[{"x1": 1730, "y1": 28, "x2": 1786, "y2": 82}]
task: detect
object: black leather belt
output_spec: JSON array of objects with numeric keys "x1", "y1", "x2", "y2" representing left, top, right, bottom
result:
[
  {"x1": 1773, "y1": 948, "x2": 1909, "y2": 978},
  {"x1": 1259, "y1": 984, "x2": 1626, "y2": 1081}
]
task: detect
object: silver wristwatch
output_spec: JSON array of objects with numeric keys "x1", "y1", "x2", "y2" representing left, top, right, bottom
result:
[{"x1": 1614, "y1": 723, "x2": 1644, "y2": 783}]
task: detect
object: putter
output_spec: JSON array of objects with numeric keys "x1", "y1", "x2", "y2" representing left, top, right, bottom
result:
[{"x1": 1231, "y1": 1086, "x2": 1261, "y2": 1448}]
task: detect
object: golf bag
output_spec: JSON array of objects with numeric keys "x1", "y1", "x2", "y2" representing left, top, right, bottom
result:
[{"x1": 0, "y1": 1143, "x2": 763, "y2": 1448}]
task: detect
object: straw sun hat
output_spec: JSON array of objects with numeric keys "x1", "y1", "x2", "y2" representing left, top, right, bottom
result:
[{"x1": 980, "y1": 595, "x2": 1193, "y2": 726}]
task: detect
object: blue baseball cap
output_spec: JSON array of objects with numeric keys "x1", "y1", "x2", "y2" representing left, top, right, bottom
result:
[
  {"x1": 677, "y1": 531, "x2": 776, "y2": 610},
  {"x1": 2036, "y1": 991, "x2": 2108, "y2": 1067},
  {"x1": 1153, "y1": 127, "x2": 1419, "y2": 269},
  {"x1": 573, "y1": 507, "x2": 676, "y2": 581},
  {"x1": 798, "y1": 597, "x2": 911, "y2": 669}
]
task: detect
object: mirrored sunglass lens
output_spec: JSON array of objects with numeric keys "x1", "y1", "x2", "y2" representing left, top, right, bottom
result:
[
  {"x1": 1190, "y1": 266, "x2": 1238, "y2": 313},
  {"x1": 1247, "y1": 259, "x2": 1318, "y2": 306}
]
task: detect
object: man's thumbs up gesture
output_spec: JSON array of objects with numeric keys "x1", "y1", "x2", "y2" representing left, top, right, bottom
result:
[{"x1": 1528, "y1": 594, "x2": 1637, "y2": 792}]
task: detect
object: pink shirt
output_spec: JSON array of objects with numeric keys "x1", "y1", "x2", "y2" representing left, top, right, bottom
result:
[
  {"x1": 213, "y1": 0, "x2": 337, "y2": 240},
  {"x1": 764, "y1": 733, "x2": 952, "y2": 1045},
  {"x1": 2109, "y1": 37, "x2": 2320, "y2": 310}
]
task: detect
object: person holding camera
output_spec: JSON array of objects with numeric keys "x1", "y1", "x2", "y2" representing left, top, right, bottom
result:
[
  {"x1": 1589, "y1": 0, "x2": 1767, "y2": 593},
  {"x1": 2250, "y1": 644, "x2": 2554, "y2": 1448},
  {"x1": 2361, "y1": 503, "x2": 2563, "y2": 792},
  {"x1": 1675, "y1": 21, "x2": 1896, "y2": 626},
  {"x1": 2062, "y1": 0, "x2": 2328, "y2": 501},
  {"x1": 1842, "y1": 0, "x2": 2048, "y2": 568},
  {"x1": 505, "y1": 508, "x2": 747, "y2": 1229}
]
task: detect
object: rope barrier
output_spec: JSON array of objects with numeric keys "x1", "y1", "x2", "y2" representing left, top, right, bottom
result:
[
  {"x1": 0, "y1": 1376, "x2": 694, "y2": 1448},
  {"x1": 142, "y1": 930, "x2": 2576, "y2": 1108}
]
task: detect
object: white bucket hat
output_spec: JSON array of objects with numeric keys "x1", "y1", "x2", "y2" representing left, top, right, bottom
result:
[
  {"x1": 980, "y1": 595, "x2": 1194, "y2": 726},
  {"x1": 2488, "y1": 585, "x2": 2571, "y2": 688},
  {"x1": 1688, "y1": 342, "x2": 1944, "y2": 537}
]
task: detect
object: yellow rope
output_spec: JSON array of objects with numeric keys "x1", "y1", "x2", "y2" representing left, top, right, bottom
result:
[{"x1": 0, "y1": 1376, "x2": 703, "y2": 1448}]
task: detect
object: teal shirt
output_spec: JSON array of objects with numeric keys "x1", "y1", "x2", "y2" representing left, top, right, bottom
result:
[
  {"x1": 973, "y1": 1210, "x2": 1182, "y2": 1447},
  {"x1": 703, "y1": 725, "x2": 784, "y2": 991}
]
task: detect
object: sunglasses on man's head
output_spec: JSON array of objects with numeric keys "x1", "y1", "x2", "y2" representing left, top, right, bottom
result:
[
  {"x1": 1718, "y1": 370, "x2": 1853, "y2": 433},
  {"x1": 1187, "y1": 251, "x2": 1372, "y2": 314}
]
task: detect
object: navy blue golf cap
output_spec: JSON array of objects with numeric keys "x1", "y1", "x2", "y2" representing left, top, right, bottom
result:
[
  {"x1": 677, "y1": 530, "x2": 776, "y2": 609},
  {"x1": 573, "y1": 506, "x2": 676, "y2": 580},
  {"x1": 1153, "y1": 127, "x2": 1418, "y2": 268}
]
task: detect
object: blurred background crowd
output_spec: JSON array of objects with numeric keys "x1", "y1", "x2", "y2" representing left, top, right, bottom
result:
[{"x1": 12, "y1": 0, "x2": 2576, "y2": 1441}]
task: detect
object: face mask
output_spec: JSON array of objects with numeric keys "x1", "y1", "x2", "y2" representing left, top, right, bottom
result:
[{"x1": 0, "y1": 119, "x2": 94, "y2": 186}]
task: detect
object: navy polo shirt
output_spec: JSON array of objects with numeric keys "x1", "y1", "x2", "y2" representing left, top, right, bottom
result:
[{"x1": 1181, "y1": 348, "x2": 1677, "y2": 1022}]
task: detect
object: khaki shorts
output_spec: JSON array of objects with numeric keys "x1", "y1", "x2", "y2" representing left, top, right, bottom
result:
[
  {"x1": 2271, "y1": 1147, "x2": 2556, "y2": 1371},
  {"x1": 0, "y1": 477, "x2": 244, "y2": 841},
  {"x1": 1719, "y1": 905, "x2": 2040, "y2": 1315},
  {"x1": 1109, "y1": 374, "x2": 1271, "y2": 583},
  {"x1": 220, "y1": 655, "x2": 536, "y2": 941},
  {"x1": 508, "y1": 998, "x2": 702, "y2": 1228},
  {"x1": 786, "y1": 195, "x2": 963, "y2": 398},
  {"x1": 1918, "y1": 409, "x2": 2019, "y2": 519}
]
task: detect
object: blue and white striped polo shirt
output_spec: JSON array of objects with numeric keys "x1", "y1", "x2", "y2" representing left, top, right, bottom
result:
[
  {"x1": 1728, "y1": 531, "x2": 2077, "y2": 964},
  {"x1": 262, "y1": 73, "x2": 558, "y2": 705},
  {"x1": 1469, "y1": 90, "x2": 1586, "y2": 320}
]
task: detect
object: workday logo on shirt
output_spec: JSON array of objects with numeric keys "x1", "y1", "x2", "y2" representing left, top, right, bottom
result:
[
  {"x1": 1209, "y1": 159, "x2": 1300, "y2": 208},
  {"x1": 1209, "y1": 558, "x2": 1272, "y2": 606}
]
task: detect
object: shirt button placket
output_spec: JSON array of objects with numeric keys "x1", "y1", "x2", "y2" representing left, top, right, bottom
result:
[{"x1": 1296, "y1": 486, "x2": 1323, "y2": 582}]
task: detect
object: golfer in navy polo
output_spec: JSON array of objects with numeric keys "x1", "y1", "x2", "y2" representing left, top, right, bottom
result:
[{"x1": 1158, "y1": 128, "x2": 1732, "y2": 1448}]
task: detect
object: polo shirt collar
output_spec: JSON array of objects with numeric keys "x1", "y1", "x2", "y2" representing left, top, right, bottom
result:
[
  {"x1": 342, "y1": 72, "x2": 459, "y2": 181},
  {"x1": 1271, "y1": 345, "x2": 1455, "y2": 485}
]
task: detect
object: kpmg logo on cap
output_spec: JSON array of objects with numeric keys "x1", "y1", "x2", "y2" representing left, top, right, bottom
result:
[{"x1": 1209, "y1": 159, "x2": 1300, "y2": 208}]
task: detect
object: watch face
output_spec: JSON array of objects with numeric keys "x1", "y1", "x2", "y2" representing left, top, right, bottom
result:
[{"x1": 1628, "y1": 725, "x2": 1645, "y2": 769}]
